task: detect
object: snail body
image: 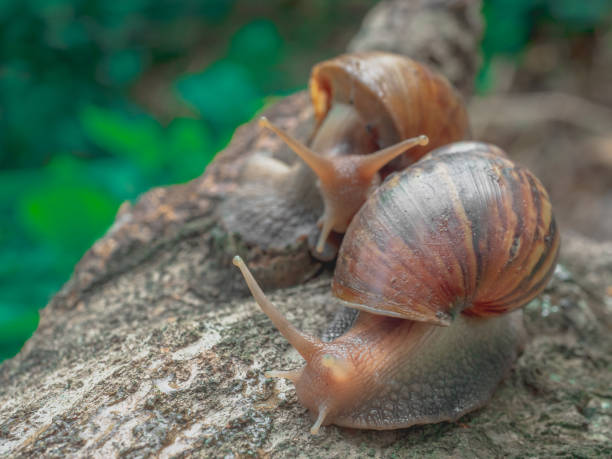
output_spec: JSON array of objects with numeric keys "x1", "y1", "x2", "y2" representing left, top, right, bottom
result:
[
  {"x1": 293, "y1": 311, "x2": 524, "y2": 431},
  {"x1": 223, "y1": 52, "x2": 469, "y2": 262},
  {"x1": 233, "y1": 141, "x2": 559, "y2": 434}
]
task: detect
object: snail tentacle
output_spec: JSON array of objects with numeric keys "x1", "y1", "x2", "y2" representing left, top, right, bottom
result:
[
  {"x1": 258, "y1": 117, "x2": 334, "y2": 182},
  {"x1": 354, "y1": 134, "x2": 429, "y2": 178},
  {"x1": 310, "y1": 402, "x2": 330, "y2": 435},
  {"x1": 233, "y1": 256, "x2": 320, "y2": 360},
  {"x1": 265, "y1": 369, "x2": 302, "y2": 382}
]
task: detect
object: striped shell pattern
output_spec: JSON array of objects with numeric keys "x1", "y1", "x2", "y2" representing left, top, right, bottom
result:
[
  {"x1": 309, "y1": 52, "x2": 470, "y2": 169},
  {"x1": 332, "y1": 141, "x2": 560, "y2": 325}
]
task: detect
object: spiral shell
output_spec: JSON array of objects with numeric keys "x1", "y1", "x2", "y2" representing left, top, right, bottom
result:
[
  {"x1": 332, "y1": 142, "x2": 560, "y2": 325},
  {"x1": 309, "y1": 52, "x2": 470, "y2": 168}
]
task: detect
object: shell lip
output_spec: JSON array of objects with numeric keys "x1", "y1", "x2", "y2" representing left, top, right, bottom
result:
[
  {"x1": 333, "y1": 297, "x2": 452, "y2": 327},
  {"x1": 331, "y1": 278, "x2": 453, "y2": 326},
  {"x1": 309, "y1": 53, "x2": 401, "y2": 146}
]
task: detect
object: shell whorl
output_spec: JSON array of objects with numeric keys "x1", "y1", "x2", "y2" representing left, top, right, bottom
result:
[
  {"x1": 309, "y1": 52, "x2": 470, "y2": 168},
  {"x1": 332, "y1": 142, "x2": 560, "y2": 325}
]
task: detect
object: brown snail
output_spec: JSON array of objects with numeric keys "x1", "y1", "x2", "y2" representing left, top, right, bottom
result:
[
  {"x1": 233, "y1": 141, "x2": 559, "y2": 433},
  {"x1": 222, "y1": 52, "x2": 469, "y2": 262}
]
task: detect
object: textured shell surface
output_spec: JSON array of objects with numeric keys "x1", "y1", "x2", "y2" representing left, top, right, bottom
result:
[
  {"x1": 309, "y1": 52, "x2": 470, "y2": 168},
  {"x1": 332, "y1": 141, "x2": 560, "y2": 324}
]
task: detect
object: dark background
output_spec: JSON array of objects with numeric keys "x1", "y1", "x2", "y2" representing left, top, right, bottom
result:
[{"x1": 1, "y1": 0, "x2": 611, "y2": 361}]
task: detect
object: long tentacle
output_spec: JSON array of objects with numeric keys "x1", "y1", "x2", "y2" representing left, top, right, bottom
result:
[
  {"x1": 233, "y1": 256, "x2": 320, "y2": 360},
  {"x1": 356, "y1": 135, "x2": 429, "y2": 178},
  {"x1": 259, "y1": 117, "x2": 334, "y2": 182}
]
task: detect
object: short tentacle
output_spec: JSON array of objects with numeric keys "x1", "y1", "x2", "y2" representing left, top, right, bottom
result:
[
  {"x1": 316, "y1": 214, "x2": 336, "y2": 254},
  {"x1": 265, "y1": 369, "x2": 302, "y2": 382},
  {"x1": 310, "y1": 403, "x2": 330, "y2": 435}
]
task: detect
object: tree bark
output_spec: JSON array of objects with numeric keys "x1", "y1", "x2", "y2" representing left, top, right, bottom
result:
[{"x1": 1, "y1": 1, "x2": 611, "y2": 457}]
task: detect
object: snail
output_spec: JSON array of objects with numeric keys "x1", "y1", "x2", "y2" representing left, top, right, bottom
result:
[
  {"x1": 232, "y1": 141, "x2": 559, "y2": 434},
  {"x1": 222, "y1": 52, "x2": 469, "y2": 265}
]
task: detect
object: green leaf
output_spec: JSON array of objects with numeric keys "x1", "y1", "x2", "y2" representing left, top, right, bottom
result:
[
  {"x1": 166, "y1": 118, "x2": 216, "y2": 182},
  {"x1": 0, "y1": 0, "x2": 17, "y2": 21},
  {"x1": 0, "y1": 303, "x2": 39, "y2": 339},
  {"x1": 82, "y1": 157, "x2": 144, "y2": 200},
  {"x1": 175, "y1": 60, "x2": 263, "y2": 129},
  {"x1": 482, "y1": 9, "x2": 530, "y2": 57},
  {"x1": 101, "y1": 49, "x2": 145, "y2": 85},
  {"x1": 0, "y1": 168, "x2": 41, "y2": 201},
  {"x1": 476, "y1": 59, "x2": 494, "y2": 94},
  {"x1": 80, "y1": 105, "x2": 164, "y2": 170},
  {"x1": 228, "y1": 19, "x2": 283, "y2": 69},
  {"x1": 0, "y1": 303, "x2": 39, "y2": 360},
  {"x1": 547, "y1": 0, "x2": 612, "y2": 29},
  {"x1": 19, "y1": 181, "x2": 119, "y2": 256}
]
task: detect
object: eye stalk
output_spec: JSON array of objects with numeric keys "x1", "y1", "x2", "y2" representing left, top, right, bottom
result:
[{"x1": 232, "y1": 255, "x2": 319, "y2": 360}]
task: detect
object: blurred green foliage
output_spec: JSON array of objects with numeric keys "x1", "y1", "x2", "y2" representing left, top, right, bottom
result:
[
  {"x1": 0, "y1": 0, "x2": 378, "y2": 361},
  {"x1": 1, "y1": 0, "x2": 611, "y2": 362},
  {"x1": 478, "y1": 0, "x2": 612, "y2": 90}
]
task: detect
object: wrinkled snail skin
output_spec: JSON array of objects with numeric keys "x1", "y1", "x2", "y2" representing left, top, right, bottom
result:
[
  {"x1": 294, "y1": 311, "x2": 525, "y2": 431},
  {"x1": 232, "y1": 141, "x2": 559, "y2": 434},
  {"x1": 233, "y1": 255, "x2": 526, "y2": 434}
]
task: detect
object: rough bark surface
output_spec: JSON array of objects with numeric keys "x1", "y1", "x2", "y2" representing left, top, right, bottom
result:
[
  {"x1": 349, "y1": 0, "x2": 483, "y2": 97},
  {"x1": 1, "y1": 1, "x2": 611, "y2": 457}
]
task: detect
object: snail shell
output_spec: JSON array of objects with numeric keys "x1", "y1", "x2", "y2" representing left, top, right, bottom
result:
[
  {"x1": 309, "y1": 52, "x2": 470, "y2": 171},
  {"x1": 333, "y1": 142, "x2": 560, "y2": 325}
]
